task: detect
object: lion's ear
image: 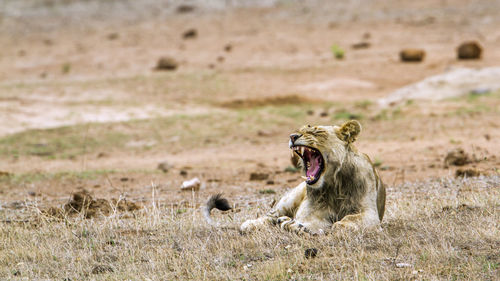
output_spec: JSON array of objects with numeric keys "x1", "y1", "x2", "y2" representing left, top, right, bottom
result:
[{"x1": 336, "y1": 120, "x2": 362, "y2": 143}]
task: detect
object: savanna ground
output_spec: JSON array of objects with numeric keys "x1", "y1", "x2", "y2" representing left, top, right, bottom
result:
[{"x1": 0, "y1": 0, "x2": 499, "y2": 280}]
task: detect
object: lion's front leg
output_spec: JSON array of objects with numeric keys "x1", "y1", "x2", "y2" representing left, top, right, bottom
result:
[
  {"x1": 278, "y1": 199, "x2": 330, "y2": 235},
  {"x1": 240, "y1": 182, "x2": 307, "y2": 233},
  {"x1": 333, "y1": 209, "x2": 380, "y2": 230},
  {"x1": 278, "y1": 217, "x2": 326, "y2": 235}
]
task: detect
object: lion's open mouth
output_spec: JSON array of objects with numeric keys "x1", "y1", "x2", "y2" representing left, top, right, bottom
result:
[{"x1": 292, "y1": 145, "x2": 324, "y2": 184}]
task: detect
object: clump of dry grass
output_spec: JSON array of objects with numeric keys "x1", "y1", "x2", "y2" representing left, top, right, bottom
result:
[{"x1": 1, "y1": 176, "x2": 498, "y2": 280}]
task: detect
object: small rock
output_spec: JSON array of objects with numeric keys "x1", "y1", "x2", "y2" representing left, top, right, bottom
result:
[
  {"x1": 250, "y1": 173, "x2": 269, "y2": 181},
  {"x1": 182, "y1": 29, "x2": 197, "y2": 39},
  {"x1": 107, "y1": 33, "x2": 119, "y2": 40},
  {"x1": 484, "y1": 134, "x2": 490, "y2": 141},
  {"x1": 217, "y1": 56, "x2": 225, "y2": 63},
  {"x1": 154, "y1": 57, "x2": 178, "y2": 71},
  {"x1": 181, "y1": 178, "x2": 201, "y2": 191},
  {"x1": 28, "y1": 191, "x2": 37, "y2": 196},
  {"x1": 455, "y1": 168, "x2": 482, "y2": 178},
  {"x1": 0, "y1": 171, "x2": 12, "y2": 177},
  {"x1": 306, "y1": 109, "x2": 314, "y2": 115},
  {"x1": 396, "y1": 262, "x2": 412, "y2": 268},
  {"x1": 120, "y1": 177, "x2": 129, "y2": 182},
  {"x1": 400, "y1": 49, "x2": 425, "y2": 62},
  {"x1": 470, "y1": 88, "x2": 490, "y2": 95},
  {"x1": 266, "y1": 180, "x2": 275, "y2": 185},
  {"x1": 180, "y1": 170, "x2": 188, "y2": 176},
  {"x1": 176, "y1": 5, "x2": 195, "y2": 13},
  {"x1": 257, "y1": 130, "x2": 273, "y2": 137},
  {"x1": 97, "y1": 152, "x2": 108, "y2": 158},
  {"x1": 362, "y1": 32, "x2": 371, "y2": 39},
  {"x1": 457, "y1": 41, "x2": 482, "y2": 60},
  {"x1": 319, "y1": 111, "x2": 329, "y2": 117},
  {"x1": 444, "y1": 148, "x2": 470, "y2": 167},
  {"x1": 91, "y1": 264, "x2": 114, "y2": 274},
  {"x1": 304, "y1": 248, "x2": 318, "y2": 259},
  {"x1": 351, "y1": 42, "x2": 370, "y2": 49},
  {"x1": 157, "y1": 161, "x2": 171, "y2": 173},
  {"x1": 224, "y1": 44, "x2": 232, "y2": 52}
]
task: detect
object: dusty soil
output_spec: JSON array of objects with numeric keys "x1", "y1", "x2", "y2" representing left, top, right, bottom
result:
[{"x1": 0, "y1": 0, "x2": 499, "y2": 279}]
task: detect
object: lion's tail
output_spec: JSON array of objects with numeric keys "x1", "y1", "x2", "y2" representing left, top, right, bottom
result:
[{"x1": 202, "y1": 193, "x2": 233, "y2": 227}]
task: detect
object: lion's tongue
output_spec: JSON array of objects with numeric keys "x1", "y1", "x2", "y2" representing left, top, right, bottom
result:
[{"x1": 306, "y1": 151, "x2": 321, "y2": 178}]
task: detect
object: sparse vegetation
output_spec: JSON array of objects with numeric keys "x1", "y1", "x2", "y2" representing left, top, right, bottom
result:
[
  {"x1": 331, "y1": 44, "x2": 345, "y2": 59},
  {"x1": 1, "y1": 176, "x2": 498, "y2": 280}
]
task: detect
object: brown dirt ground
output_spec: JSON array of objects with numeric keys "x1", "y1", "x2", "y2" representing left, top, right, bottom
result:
[{"x1": 0, "y1": 0, "x2": 499, "y2": 213}]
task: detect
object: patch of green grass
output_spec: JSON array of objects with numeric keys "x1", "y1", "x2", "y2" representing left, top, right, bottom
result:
[
  {"x1": 61, "y1": 63, "x2": 71, "y2": 74},
  {"x1": 354, "y1": 100, "x2": 373, "y2": 110},
  {"x1": 259, "y1": 189, "x2": 276, "y2": 194},
  {"x1": 333, "y1": 109, "x2": 363, "y2": 120},
  {"x1": 0, "y1": 125, "x2": 127, "y2": 159},
  {"x1": 0, "y1": 169, "x2": 117, "y2": 184},
  {"x1": 373, "y1": 158, "x2": 383, "y2": 167},
  {"x1": 331, "y1": 44, "x2": 345, "y2": 59}
]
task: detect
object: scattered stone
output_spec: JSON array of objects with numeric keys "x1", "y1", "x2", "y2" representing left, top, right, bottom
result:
[
  {"x1": 0, "y1": 171, "x2": 12, "y2": 177},
  {"x1": 157, "y1": 161, "x2": 171, "y2": 173},
  {"x1": 306, "y1": 109, "x2": 314, "y2": 115},
  {"x1": 224, "y1": 44, "x2": 232, "y2": 52},
  {"x1": 107, "y1": 33, "x2": 119, "y2": 40},
  {"x1": 455, "y1": 168, "x2": 482, "y2": 178},
  {"x1": 182, "y1": 29, "x2": 197, "y2": 39},
  {"x1": 351, "y1": 42, "x2": 370, "y2": 49},
  {"x1": 304, "y1": 248, "x2": 318, "y2": 259},
  {"x1": 28, "y1": 191, "x2": 37, "y2": 196},
  {"x1": 470, "y1": 87, "x2": 490, "y2": 96},
  {"x1": 266, "y1": 180, "x2": 275, "y2": 185},
  {"x1": 396, "y1": 262, "x2": 412, "y2": 268},
  {"x1": 444, "y1": 148, "x2": 470, "y2": 167},
  {"x1": 97, "y1": 152, "x2": 108, "y2": 158},
  {"x1": 176, "y1": 5, "x2": 195, "y2": 13},
  {"x1": 484, "y1": 134, "x2": 490, "y2": 141},
  {"x1": 400, "y1": 49, "x2": 425, "y2": 62},
  {"x1": 457, "y1": 41, "x2": 482, "y2": 60},
  {"x1": 250, "y1": 173, "x2": 269, "y2": 181},
  {"x1": 91, "y1": 264, "x2": 114, "y2": 274},
  {"x1": 319, "y1": 111, "x2": 329, "y2": 117},
  {"x1": 362, "y1": 32, "x2": 371, "y2": 40},
  {"x1": 257, "y1": 130, "x2": 274, "y2": 137},
  {"x1": 180, "y1": 170, "x2": 188, "y2": 176},
  {"x1": 217, "y1": 56, "x2": 225, "y2": 63},
  {"x1": 181, "y1": 178, "x2": 201, "y2": 191},
  {"x1": 120, "y1": 177, "x2": 129, "y2": 182},
  {"x1": 154, "y1": 57, "x2": 178, "y2": 71}
]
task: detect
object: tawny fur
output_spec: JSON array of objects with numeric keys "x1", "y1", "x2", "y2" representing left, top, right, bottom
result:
[{"x1": 206, "y1": 120, "x2": 386, "y2": 234}]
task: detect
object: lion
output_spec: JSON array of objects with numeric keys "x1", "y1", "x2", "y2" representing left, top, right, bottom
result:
[{"x1": 204, "y1": 120, "x2": 385, "y2": 234}]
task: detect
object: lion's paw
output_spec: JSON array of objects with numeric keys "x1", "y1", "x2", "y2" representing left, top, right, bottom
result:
[{"x1": 240, "y1": 216, "x2": 273, "y2": 233}]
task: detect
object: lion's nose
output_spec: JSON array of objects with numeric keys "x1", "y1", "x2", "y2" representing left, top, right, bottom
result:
[{"x1": 290, "y1": 133, "x2": 302, "y2": 144}]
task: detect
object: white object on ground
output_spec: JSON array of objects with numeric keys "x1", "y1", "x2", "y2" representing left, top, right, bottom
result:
[
  {"x1": 181, "y1": 177, "x2": 201, "y2": 191},
  {"x1": 378, "y1": 67, "x2": 500, "y2": 107}
]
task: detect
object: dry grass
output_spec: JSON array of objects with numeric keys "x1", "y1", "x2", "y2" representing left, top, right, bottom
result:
[{"x1": 1, "y1": 176, "x2": 498, "y2": 280}]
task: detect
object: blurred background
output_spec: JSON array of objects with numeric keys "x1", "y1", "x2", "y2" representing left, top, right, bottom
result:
[{"x1": 0, "y1": 0, "x2": 499, "y2": 205}]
